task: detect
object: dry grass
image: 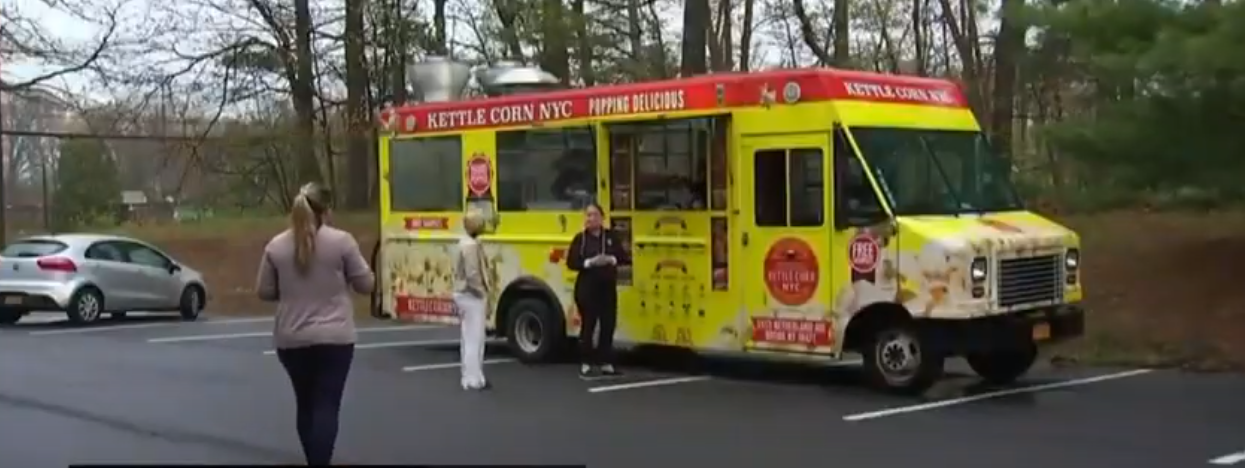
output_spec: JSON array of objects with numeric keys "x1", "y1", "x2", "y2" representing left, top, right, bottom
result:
[{"x1": 102, "y1": 209, "x2": 1245, "y2": 370}]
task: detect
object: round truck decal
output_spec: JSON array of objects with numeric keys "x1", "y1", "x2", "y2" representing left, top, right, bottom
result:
[
  {"x1": 467, "y1": 154, "x2": 492, "y2": 195},
  {"x1": 764, "y1": 238, "x2": 820, "y2": 306},
  {"x1": 849, "y1": 233, "x2": 881, "y2": 273}
]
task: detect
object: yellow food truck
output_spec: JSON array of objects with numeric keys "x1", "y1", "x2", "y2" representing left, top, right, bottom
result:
[{"x1": 372, "y1": 57, "x2": 1085, "y2": 394}]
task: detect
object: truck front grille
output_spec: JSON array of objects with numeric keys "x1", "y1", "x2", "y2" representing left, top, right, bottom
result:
[{"x1": 997, "y1": 254, "x2": 1064, "y2": 308}]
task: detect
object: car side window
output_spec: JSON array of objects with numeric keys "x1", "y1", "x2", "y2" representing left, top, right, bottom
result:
[
  {"x1": 85, "y1": 242, "x2": 126, "y2": 262},
  {"x1": 123, "y1": 244, "x2": 171, "y2": 270}
]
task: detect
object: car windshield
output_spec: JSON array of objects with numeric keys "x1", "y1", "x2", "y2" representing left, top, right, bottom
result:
[{"x1": 847, "y1": 127, "x2": 1023, "y2": 216}]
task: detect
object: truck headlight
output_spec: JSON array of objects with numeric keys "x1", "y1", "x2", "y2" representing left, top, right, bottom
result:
[
  {"x1": 970, "y1": 257, "x2": 988, "y2": 282},
  {"x1": 1065, "y1": 249, "x2": 1080, "y2": 270}
]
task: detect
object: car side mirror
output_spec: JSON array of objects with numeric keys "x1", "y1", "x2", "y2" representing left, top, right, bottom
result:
[{"x1": 168, "y1": 263, "x2": 182, "y2": 274}]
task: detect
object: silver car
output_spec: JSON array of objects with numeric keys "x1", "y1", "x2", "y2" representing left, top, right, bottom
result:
[{"x1": 0, "y1": 234, "x2": 209, "y2": 325}]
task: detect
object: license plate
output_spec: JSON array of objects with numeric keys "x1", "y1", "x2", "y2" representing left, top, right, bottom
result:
[
  {"x1": 4, "y1": 295, "x2": 23, "y2": 305},
  {"x1": 1032, "y1": 322, "x2": 1051, "y2": 341}
]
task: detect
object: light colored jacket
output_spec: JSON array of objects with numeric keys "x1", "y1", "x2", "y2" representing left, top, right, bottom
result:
[
  {"x1": 454, "y1": 236, "x2": 491, "y2": 298},
  {"x1": 255, "y1": 226, "x2": 374, "y2": 349}
]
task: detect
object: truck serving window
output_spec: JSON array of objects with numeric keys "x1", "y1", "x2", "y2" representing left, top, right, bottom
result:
[
  {"x1": 389, "y1": 136, "x2": 463, "y2": 212},
  {"x1": 496, "y1": 126, "x2": 596, "y2": 211},
  {"x1": 608, "y1": 117, "x2": 720, "y2": 211},
  {"x1": 848, "y1": 127, "x2": 1022, "y2": 215},
  {"x1": 753, "y1": 148, "x2": 825, "y2": 227}
]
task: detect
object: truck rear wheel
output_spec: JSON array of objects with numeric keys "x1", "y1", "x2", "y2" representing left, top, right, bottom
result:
[
  {"x1": 862, "y1": 322, "x2": 944, "y2": 395},
  {"x1": 504, "y1": 297, "x2": 567, "y2": 364},
  {"x1": 967, "y1": 342, "x2": 1038, "y2": 385}
]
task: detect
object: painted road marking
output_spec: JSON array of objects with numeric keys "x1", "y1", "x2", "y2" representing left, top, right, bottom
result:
[
  {"x1": 402, "y1": 358, "x2": 517, "y2": 372},
  {"x1": 842, "y1": 368, "x2": 1154, "y2": 422},
  {"x1": 29, "y1": 317, "x2": 273, "y2": 336},
  {"x1": 149, "y1": 324, "x2": 440, "y2": 344},
  {"x1": 261, "y1": 338, "x2": 467, "y2": 355},
  {"x1": 1210, "y1": 451, "x2": 1245, "y2": 465},
  {"x1": 588, "y1": 376, "x2": 713, "y2": 393}
]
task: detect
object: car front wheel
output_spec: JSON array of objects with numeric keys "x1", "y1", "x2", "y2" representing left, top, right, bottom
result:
[
  {"x1": 66, "y1": 288, "x2": 104, "y2": 324},
  {"x1": 179, "y1": 286, "x2": 204, "y2": 321}
]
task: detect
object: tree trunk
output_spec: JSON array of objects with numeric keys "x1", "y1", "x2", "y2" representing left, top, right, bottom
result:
[
  {"x1": 680, "y1": 0, "x2": 710, "y2": 76},
  {"x1": 540, "y1": 0, "x2": 571, "y2": 83},
  {"x1": 832, "y1": 0, "x2": 851, "y2": 67},
  {"x1": 626, "y1": 0, "x2": 645, "y2": 77},
  {"x1": 793, "y1": 0, "x2": 833, "y2": 66},
  {"x1": 390, "y1": 0, "x2": 409, "y2": 104},
  {"x1": 292, "y1": 0, "x2": 320, "y2": 185},
  {"x1": 495, "y1": 0, "x2": 525, "y2": 60},
  {"x1": 739, "y1": 0, "x2": 755, "y2": 71},
  {"x1": 989, "y1": 0, "x2": 1022, "y2": 159},
  {"x1": 936, "y1": 0, "x2": 983, "y2": 114},
  {"x1": 913, "y1": 0, "x2": 927, "y2": 75},
  {"x1": 345, "y1": 0, "x2": 371, "y2": 209},
  {"x1": 434, "y1": 0, "x2": 448, "y2": 55},
  {"x1": 572, "y1": 0, "x2": 595, "y2": 85}
]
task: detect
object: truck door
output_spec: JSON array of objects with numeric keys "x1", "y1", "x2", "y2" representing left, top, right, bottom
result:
[{"x1": 739, "y1": 134, "x2": 837, "y2": 355}]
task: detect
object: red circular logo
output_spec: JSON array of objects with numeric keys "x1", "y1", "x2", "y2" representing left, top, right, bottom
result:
[
  {"x1": 849, "y1": 233, "x2": 881, "y2": 273},
  {"x1": 763, "y1": 238, "x2": 820, "y2": 306},
  {"x1": 467, "y1": 155, "x2": 491, "y2": 195}
]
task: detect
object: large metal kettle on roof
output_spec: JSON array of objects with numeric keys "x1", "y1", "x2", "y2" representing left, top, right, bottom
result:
[
  {"x1": 407, "y1": 56, "x2": 471, "y2": 103},
  {"x1": 474, "y1": 60, "x2": 563, "y2": 97}
]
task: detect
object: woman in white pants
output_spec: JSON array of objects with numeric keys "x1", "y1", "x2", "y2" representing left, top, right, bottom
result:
[{"x1": 454, "y1": 210, "x2": 492, "y2": 391}]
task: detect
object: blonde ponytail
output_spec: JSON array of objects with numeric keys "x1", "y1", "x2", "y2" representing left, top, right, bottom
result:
[
  {"x1": 288, "y1": 182, "x2": 332, "y2": 275},
  {"x1": 291, "y1": 194, "x2": 317, "y2": 275}
]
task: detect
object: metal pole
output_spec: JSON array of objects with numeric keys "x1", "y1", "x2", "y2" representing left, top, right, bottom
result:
[{"x1": 0, "y1": 84, "x2": 8, "y2": 246}]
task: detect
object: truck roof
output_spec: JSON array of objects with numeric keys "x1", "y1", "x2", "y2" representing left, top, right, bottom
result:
[{"x1": 379, "y1": 68, "x2": 969, "y2": 136}]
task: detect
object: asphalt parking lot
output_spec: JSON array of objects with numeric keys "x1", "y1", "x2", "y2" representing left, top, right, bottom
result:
[{"x1": 2, "y1": 313, "x2": 1244, "y2": 468}]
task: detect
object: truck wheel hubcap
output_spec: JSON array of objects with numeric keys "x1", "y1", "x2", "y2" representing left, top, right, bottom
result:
[
  {"x1": 878, "y1": 332, "x2": 920, "y2": 380},
  {"x1": 515, "y1": 312, "x2": 543, "y2": 354}
]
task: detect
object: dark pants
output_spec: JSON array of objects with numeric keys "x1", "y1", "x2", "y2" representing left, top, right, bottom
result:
[
  {"x1": 576, "y1": 287, "x2": 617, "y2": 365},
  {"x1": 276, "y1": 344, "x2": 354, "y2": 466}
]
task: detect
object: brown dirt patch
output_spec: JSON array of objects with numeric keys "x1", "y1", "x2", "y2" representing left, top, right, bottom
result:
[
  {"x1": 125, "y1": 210, "x2": 1245, "y2": 369},
  {"x1": 1053, "y1": 210, "x2": 1245, "y2": 370}
]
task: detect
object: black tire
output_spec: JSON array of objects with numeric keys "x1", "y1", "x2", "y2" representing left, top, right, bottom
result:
[
  {"x1": 179, "y1": 286, "x2": 204, "y2": 321},
  {"x1": 369, "y1": 240, "x2": 386, "y2": 319},
  {"x1": 504, "y1": 297, "x2": 568, "y2": 364},
  {"x1": 967, "y1": 342, "x2": 1038, "y2": 386},
  {"x1": 0, "y1": 309, "x2": 23, "y2": 325},
  {"x1": 862, "y1": 322, "x2": 944, "y2": 395},
  {"x1": 66, "y1": 287, "x2": 104, "y2": 324}
]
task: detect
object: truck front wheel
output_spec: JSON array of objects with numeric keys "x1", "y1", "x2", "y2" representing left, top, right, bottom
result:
[
  {"x1": 967, "y1": 342, "x2": 1038, "y2": 386},
  {"x1": 862, "y1": 323, "x2": 944, "y2": 395}
]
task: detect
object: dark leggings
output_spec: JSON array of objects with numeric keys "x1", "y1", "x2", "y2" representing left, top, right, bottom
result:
[
  {"x1": 576, "y1": 288, "x2": 618, "y2": 365},
  {"x1": 276, "y1": 344, "x2": 354, "y2": 466}
]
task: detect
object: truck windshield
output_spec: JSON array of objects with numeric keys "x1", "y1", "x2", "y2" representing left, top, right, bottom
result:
[{"x1": 848, "y1": 127, "x2": 1023, "y2": 215}]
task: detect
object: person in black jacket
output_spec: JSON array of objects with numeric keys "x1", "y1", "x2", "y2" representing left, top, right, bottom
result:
[{"x1": 566, "y1": 202, "x2": 631, "y2": 379}]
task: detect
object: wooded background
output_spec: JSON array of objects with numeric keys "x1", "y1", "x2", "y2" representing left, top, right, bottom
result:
[{"x1": 4, "y1": 0, "x2": 1243, "y2": 224}]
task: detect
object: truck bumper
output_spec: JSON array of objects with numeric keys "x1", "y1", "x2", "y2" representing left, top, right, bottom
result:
[{"x1": 922, "y1": 305, "x2": 1085, "y2": 356}]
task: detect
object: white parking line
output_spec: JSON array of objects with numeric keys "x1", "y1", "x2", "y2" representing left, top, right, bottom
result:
[
  {"x1": 402, "y1": 358, "x2": 517, "y2": 372},
  {"x1": 588, "y1": 376, "x2": 713, "y2": 393},
  {"x1": 842, "y1": 368, "x2": 1155, "y2": 422},
  {"x1": 261, "y1": 338, "x2": 465, "y2": 355},
  {"x1": 28, "y1": 317, "x2": 273, "y2": 336},
  {"x1": 1210, "y1": 451, "x2": 1245, "y2": 465},
  {"x1": 149, "y1": 324, "x2": 440, "y2": 344}
]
